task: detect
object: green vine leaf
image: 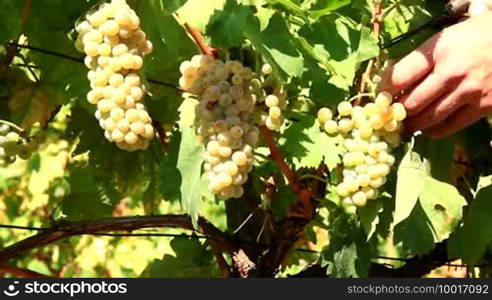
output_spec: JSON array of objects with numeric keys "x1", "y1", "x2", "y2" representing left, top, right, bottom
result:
[
  {"x1": 394, "y1": 143, "x2": 427, "y2": 226},
  {"x1": 280, "y1": 114, "x2": 342, "y2": 170},
  {"x1": 177, "y1": 126, "x2": 205, "y2": 226},
  {"x1": 0, "y1": 0, "x2": 22, "y2": 44},
  {"x1": 141, "y1": 237, "x2": 220, "y2": 278},
  {"x1": 448, "y1": 181, "x2": 492, "y2": 264},
  {"x1": 160, "y1": 130, "x2": 182, "y2": 202},
  {"x1": 393, "y1": 142, "x2": 466, "y2": 255},
  {"x1": 207, "y1": 0, "x2": 254, "y2": 48}
]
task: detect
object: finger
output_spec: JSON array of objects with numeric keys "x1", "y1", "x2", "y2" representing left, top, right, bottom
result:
[
  {"x1": 405, "y1": 87, "x2": 465, "y2": 132},
  {"x1": 469, "y1": 0, "x2": 492, "y2": 16},
  {"x1": 424, "y1": 103, "x2": 489, "y2": 138},
  {"x1": 380, "y1": 33, "x2": 440, "y2": 94},
  {"x1": 398, "y1": 72, "x2": 451, "y2": 117}
]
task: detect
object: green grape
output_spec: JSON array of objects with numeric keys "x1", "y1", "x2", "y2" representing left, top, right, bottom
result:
[
  {"x1": 337, "y1": 101, "x2": 352, "y2": 116},
  {"x1": 261, "y1": 63, "x2": 273, "y2": 75},
  {"x1": 320, "y1": 91, "x2": 406, "y2": 208},
  {"x1": 179, "y1": 55, "x2": 258, "y2": 199},
  {"x1": 323, "y1": 120, "x2": 339, "y2": 135},
  {"x1": 76, "y1": 0, "x2": 154, "y2": 152},
  {"x1": 317, "y1": 108, "x2": 333, "y2": 123},
  {"x1": 352, "y1": 191, "x2": 367, "y2": 206},
  {"x1": 0, "y1": 124, "x2": 10, "y2": 135}
]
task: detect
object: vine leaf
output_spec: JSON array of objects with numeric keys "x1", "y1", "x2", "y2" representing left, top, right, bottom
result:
[
  {"x1": 177, "y1": 126, "x2": 205, "y2": 226},
  {"x1": 143, "y1": 169, "x2": 160, "y2": 214},
  {"x1": 176, "y1": 0, "x2": 226, "y2": 31},
  {"x1": 393, "y1": 201, "x2": 436, "y2": 255},
  {"x1": 299, "y1": 15, "x2": 379, "y2": 86},
  {"x1": 321, "y1": 217, "x2": 372, "y2": 277},
  {"x1": 246, "y1": 13, "x2": 304, "y2": 78},
  {"x1": 393, "y1": 143, "x2": 466, "y2": 255},
  {"x1": 8, "y1": 78, "x2": 62, "y2": 128},
  {"x1": 272, "y1": 180, "x2": 298, "y2": 221},
  {"x1": 62, "y1": 166, "x2": 122, "y2": 221},
  {"x1": 140, "y1": 237, "x2": 220, "y2": 278},
  {"x1": 25, "y1": 0, "x2": 93, "y2": 100},
  {"x1": 415, "y1": 137, "x2": 455, "y2": 182},
  {"x1": 309, "y1": 0, "x2": 351, "y2": 19},
  {"x1": 162, "y1": 0, "x2": 188, "y2": 15},
  {"x1": 419, "y1": 177, "x2": 466, "y2": 241},
  {"x1": 394, "y1": 143, "x2": 427, "y2": 226},
  {"x1": 136, "y1": 1, "x2": 196, "y2": 86},
  {"x1": 357, "y1": 200, "x2": 383, "y2": 240},
  {"x1": 448, "y1": 180, "x2": 492, "y2": 264},
  {"x1": 207, "y1": 0, "x2": 253, "y2": 48},
  {"x1": 280, "y1": 114, "x2": 342, "y2": 170},
  {"x1": 0, "y1": 0, "x2": 22, "y2": 44},
  {"x1": 159, "y1": 130, "x2": 182, "y2": 202}
]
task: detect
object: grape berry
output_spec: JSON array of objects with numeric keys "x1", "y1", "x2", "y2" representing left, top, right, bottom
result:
[{"x1": 253, "y1": 63, "x2": 288, "y2": 131}]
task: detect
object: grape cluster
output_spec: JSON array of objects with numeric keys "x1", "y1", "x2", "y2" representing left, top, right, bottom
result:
[
  {"x1": 0, "y1": 124, "x2": 47, "y2": 165},
  {"x1": 179, "y1": 55, "x2": 259, "y2": 199},
  {"x1": 253, "y1": 63, "x2": 288, "y2": 131},
  {"x1": 75, "y1": 0, "x2": 154, "y2": 152},
  {"x1": 318, "y1": 92, "x2": 407, "y2": 207}
]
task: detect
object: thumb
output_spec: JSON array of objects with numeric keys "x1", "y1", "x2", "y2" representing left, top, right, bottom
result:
[{"x1": 469, "y1": 0, "x2": 492, "y2": 16}]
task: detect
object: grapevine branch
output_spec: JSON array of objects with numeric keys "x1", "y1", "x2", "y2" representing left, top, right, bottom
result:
[
  {"x1": 368, "y1": 240, "x2": 451, "y2": 277},
  {"x1": 20, "y1": 0, "x2": 32, "y2": 29},
  {"x1": 258, "y1": 126, "x2": 319, "y2": 276},
  {"x1": 260, "y1": 126, "x2": 301, "y2": 192},
  {"x1": 356, "y1": 0, "x2": 383, "y2": 105},
  {"x1": 0, "y1": 215, "x2": 233, "y2": 262},
  {"x1": 0, "y1": 215, "x2": 257, "y2": 277},
  {"x1": 151, "y1": 120, "x2": 169, "y2": 153},
  {"x1": 294, "y1": 240, "x2": 457, "y2": 278}
]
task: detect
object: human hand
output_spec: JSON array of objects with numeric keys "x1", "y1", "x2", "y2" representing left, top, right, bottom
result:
[
  {"x1": 468, "y1": 0, "x2": 492, "y2": 16},
  {"x1": 380, "y1": 11, "x2": 492, "y2": 138}
]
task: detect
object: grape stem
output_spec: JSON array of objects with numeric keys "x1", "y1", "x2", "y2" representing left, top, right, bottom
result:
[
  {"x1": 21, "y1": 0, "x2": 32, "y2": 28},
  {"x1": 152, "y1": 120, "x2": 169, "y2": 153},
  {"x1": 298, "y1": 174, "x2": 327, "y2": 183},
  {"x1": 260, "y1": 125, "x2": 315, "y2": 221},
  {"x1": 347, "y1": 92, "x2": 374, "y2": 103},
  {"x1": 0, "y1": 120, "x2": 25, "y2": 133},
  {"x1": 184, "y1": 23, "x2": 218, "y2": 58},
  {"x1": 356, "y1": 0, "x2": 383, "y2": 105},
  {"x1": 260, "y1": 125, "x2": 301, "y2": 192}
]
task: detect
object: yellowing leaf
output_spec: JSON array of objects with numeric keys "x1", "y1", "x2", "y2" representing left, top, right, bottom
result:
[{"x1": 8, "y1": 83, "x2": 62, "y2": 128}]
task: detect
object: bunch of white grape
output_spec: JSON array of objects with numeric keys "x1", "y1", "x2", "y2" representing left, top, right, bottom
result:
[
  {"x1": 75, "y1": 0, "x2": 154, "y2": 152},
  {"x1": 317, "y1": 92, "x2": 407, "y2": 207},
  {"x1": 179, "y1": 55, "x2": 259, "y2": 199},
  {"x1": 0, "y1": 124, "x2": 47, "y2": 165},
  {"x1": 252, "y1": 63, "x2": 288, "y2": 131}
]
